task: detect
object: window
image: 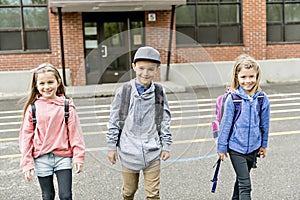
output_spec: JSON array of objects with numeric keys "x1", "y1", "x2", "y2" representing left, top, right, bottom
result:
[
  {"x1": 176, "y1": 0, "x2": 242, "y2": 46},
  {"x1": 0, "y1": 0, "x2": 49, "y2": 52},
  {"x1": 267, "y1": 0, "x2": 300, "y2": 43}
]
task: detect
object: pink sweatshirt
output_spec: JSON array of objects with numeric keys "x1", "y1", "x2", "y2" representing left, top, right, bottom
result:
[{"x1": 19, "y1": 95, "x2": 85, "y2": 172}]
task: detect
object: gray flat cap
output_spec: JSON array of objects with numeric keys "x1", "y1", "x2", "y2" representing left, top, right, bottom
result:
[{"x1": 133, "y1": 46, "x2": 161, "y2": 64}]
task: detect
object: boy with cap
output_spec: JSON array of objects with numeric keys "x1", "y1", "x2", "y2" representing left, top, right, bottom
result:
[{"x1": 106, "y1": 46, "x2": 172, "y2": 200}]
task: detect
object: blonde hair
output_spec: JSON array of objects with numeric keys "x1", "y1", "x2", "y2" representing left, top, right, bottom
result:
[
  {"x1": 230, "y1": 54, "x2": 261, "y2": 95},
  {"x1": 22, "y1": 63, "x2": 66, "y2": 117}
]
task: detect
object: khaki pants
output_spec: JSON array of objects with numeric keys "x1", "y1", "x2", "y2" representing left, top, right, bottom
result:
[{"x1": 121, "y1": 160, "x2": 160, "y2": 200}]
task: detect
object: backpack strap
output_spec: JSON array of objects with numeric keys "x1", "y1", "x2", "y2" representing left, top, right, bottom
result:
[
  {"x1": 257, "y1": 91, "x2": 265, "y2": 133},
  {"x1": 257, "y1": 91, "x2": 264, "y2": 114},
  {"x1": 231, "y1": 92, "x2": 264, "y2": 124},
  {"x1": 117, "y1": 82, "x2": 132, "y2": 146},
  {"x1": 211, "y1": 158, "x2": 221, "y2": 193},
  {"x1": 154, "y1": 83, "x2": 164, "y2": 135},
  {"x1": 119, "y1": 82, "x2": 132, "y2": 130},
  {"x1": 116, "y1": 82, "x2": 164, "y2": 146},
  {"x1": 231, "y1": 93, "x2": 243, "y2": 124},
  {"x1": 64, "y1": 98, "x2": 69, "y2": 125},
  {"x1": 31, "y1": 99, "x2": 69, "y2": 130},
  {"x1": 31, "y1": 102, "x2": 37, "y2": 130},
  {"x1": 223, "y1": 93, "x2": 242, "y2": 142},
  {"x1": 220, "y1": 93, "x2": 242, "y2": 124}
]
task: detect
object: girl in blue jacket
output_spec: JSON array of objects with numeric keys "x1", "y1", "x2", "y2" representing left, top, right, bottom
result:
[{"x1": 217, "y1": 54, "x2": 270, "y2": 200}]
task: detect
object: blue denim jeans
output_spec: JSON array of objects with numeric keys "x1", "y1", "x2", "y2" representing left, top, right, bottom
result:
[
  {"x1": 229, "y1": 149, "x2": 258, "y2": 200},
  {"x1": 34, "y1": 153, "x2": 72, "y2": 177}
]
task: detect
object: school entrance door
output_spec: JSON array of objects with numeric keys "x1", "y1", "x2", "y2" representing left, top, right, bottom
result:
[{"x1": 83, "y1": 12, "x2": 145, "y2": 84}]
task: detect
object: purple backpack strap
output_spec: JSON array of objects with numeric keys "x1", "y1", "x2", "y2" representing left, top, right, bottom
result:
[
  {"x1": 216, "y1": 92, "x2": 241, "y2": 123},
  {"x1": 232, "y1": 91, "x2": 264, "y2": 124},
  {"x1": 257, "y1": 91, "x2": 265, "y2": 133},
  {"x1": 257, "y1": 91, "x2": 264, "y2": 113},
  {"x1": 212, "y1": 92, "x2": 242, "y2": 140},
  {"x1": 231, "y1": 93, "x2": 242, "y2": 124}
]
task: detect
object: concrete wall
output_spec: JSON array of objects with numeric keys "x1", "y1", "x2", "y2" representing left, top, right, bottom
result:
[
  {"x1": 161, "y1": 58, "x2": 300, "y2": 88},
  {"x1": 0, "y1": 58, "x2": 299, "y2": 95},
  {"x1": 0, "y1": 69, "x2": 71, "y2": 94}
]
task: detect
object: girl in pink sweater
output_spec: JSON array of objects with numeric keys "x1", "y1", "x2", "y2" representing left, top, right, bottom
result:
[{"x1": 19, "y1": 63, "x2": 85, "y2": 200}]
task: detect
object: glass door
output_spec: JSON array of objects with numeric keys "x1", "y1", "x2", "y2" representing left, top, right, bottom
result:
[{"x1": 83, "y1": 12, "x2": 144, "y2": 84}]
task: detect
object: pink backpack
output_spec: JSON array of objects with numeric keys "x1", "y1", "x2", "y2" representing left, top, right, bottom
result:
[{"x1": 211, "y1": 93, "x2": 235, "y2": 144}]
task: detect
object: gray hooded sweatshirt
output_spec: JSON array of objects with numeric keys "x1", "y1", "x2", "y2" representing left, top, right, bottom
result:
[{"x1": 107, "y1": 79, "x2": 172, "y2": 171}]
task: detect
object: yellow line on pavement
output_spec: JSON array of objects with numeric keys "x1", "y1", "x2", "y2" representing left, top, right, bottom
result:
[
  {"x1": 0, "y1": 154, "x2": 21, "y2": 159},
  {"x1": 270, "y1": 130, "x2": 300, "y2": 136},
  {"x1": 1, "y1": 115, "x2": 299, "y2": 142},
  {"x1": 1, "y1": 130, "x2": 300, "y2": 159},
  {"x1": 0, "y1": 137, "x2": 19, "y2": 142},
  {"x1": 270, "y1": 116, "x2": 300, "y2": 121},
  {"x1": 172, "y1": 130, "x2": 300, "y2": 145}
]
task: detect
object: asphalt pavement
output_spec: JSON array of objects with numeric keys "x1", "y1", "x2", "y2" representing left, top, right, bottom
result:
[{"x1": 0, "y1": 81, "x2": 300, "y2": 199}]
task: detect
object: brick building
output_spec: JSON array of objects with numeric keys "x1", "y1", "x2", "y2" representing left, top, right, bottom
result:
[{"x1": 0, "y1": 0, "x2": 299, "y2": 86}]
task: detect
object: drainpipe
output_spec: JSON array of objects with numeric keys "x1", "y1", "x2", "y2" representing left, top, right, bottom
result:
[
  {"x1": 166, "y1": 5, "x2": 175, "y2": 81},
  {"x1": 58, "y1": 7, "x2": 67, "y2": 86}
]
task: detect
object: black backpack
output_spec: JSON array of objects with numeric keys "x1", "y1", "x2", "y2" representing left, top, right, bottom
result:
[
  {"x1": 31, "y1": 99, "x2": 69, "y2": 130},
  {"x1": 116, "y1": 82, "x2": 164, "y2": 146}
]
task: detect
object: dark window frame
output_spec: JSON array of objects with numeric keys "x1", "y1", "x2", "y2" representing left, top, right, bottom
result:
[
  {"x1": 0, "y1": 1, "x2": 50, "y2": 53},
  {"x1": 267, "y1": 0, "x2": 300, "y2": 44},
  {"x1": 176, "y1": 0, "x2": 243, "y2": 47}
]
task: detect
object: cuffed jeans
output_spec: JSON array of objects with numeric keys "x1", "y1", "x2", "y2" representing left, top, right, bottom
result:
[
  {"x1": 121, "y1": 160, "x2": 160, "y2": 200},
  {"x1": 229, "y1": 149, "x2": 258, "y2": 200}
]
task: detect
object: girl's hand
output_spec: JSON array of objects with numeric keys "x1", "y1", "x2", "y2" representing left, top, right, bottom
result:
[
  {"x1": 258, "y1": 147, "x2": 267, "y2": 158},
  {"x1": 160, "y1": 151, "x2": 170, "y2": 161},
  {"x1": 74, "y1": 163, "x2": 83, "y2": 174},
  {"x1": 217, "y1": 152, "x2": 228, "y2": 161},
  {"x1": 107, "y1": 150, "x2": 118, "y2": 164},
  {"x1": 24, "y1": 169, "x2": 34, "y2": 182}
]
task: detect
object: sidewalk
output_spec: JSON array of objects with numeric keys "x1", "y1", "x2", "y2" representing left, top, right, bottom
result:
[{"x1": 0, "y1": 81, "x2": 186, "y2": 100}]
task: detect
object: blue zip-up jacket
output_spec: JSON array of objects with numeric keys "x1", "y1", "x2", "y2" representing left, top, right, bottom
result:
[{"x1": 217, "y1": 86, "x2": 270, "y2": 154}]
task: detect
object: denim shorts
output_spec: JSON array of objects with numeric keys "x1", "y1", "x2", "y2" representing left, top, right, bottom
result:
[{"x1": 34, "y1": 153, "x2": 72, "y2": 177}]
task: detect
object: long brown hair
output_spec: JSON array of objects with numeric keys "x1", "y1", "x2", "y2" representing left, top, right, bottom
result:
[
  {"x1": 230, "y1": 54, "x2": 262, "y2": 96},
  {"x1": 22, "y1": 63, "x2": 66, "y2": 118}
]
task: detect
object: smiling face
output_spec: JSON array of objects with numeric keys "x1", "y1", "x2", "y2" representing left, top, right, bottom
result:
[
  {"x1": 36, "y1": 71, "x2": 61, "y2": 99},
  {"x1": 231, "y1": 54, "x2": 261, "y2": 96},
  {"x1": 237, "y1": 67, "x2": 257, "y2": 95},
  {"x1": 132, "y1": 60, "x2": 159, "y2": 86}
]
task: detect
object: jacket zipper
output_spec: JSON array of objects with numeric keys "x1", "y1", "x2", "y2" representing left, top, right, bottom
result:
[
  {"x1": 247, "y1": 103, "x2": 252, "y2": 154},
  {"x1": 138, "y1": 97, "x2": 147, "y2": 168}
]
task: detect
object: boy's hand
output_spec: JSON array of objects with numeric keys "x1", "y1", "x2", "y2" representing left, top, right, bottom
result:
[
  {"x1": 217, "y1": 152, "x2": 228, "y2": 161},
  {"x1": 107, "y1": 150, "x2": 118, "y2": 164},
  {"x1": 160, "y1": 151, "x2": 170, "y2": 161},
  {"x1": 24, "y1": 169, "x2": 34, "y2": 182},
  {"x1": 74, "y1": 163, "x2": 83, "y2": 174}
]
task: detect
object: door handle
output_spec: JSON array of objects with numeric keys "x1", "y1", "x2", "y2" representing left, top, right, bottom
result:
[{"x1": 101, "y1": 45, "x2": 107, "y2": 58}]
